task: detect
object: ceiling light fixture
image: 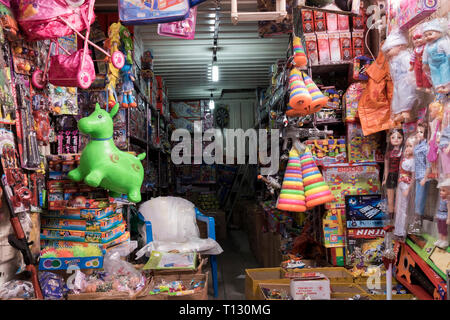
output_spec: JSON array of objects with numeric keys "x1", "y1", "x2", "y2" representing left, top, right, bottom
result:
[{"x1": 209, "y1": 93, "x2": 215, "y2": 110}]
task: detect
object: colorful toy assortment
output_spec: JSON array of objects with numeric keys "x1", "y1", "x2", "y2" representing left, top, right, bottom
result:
[
  {"x1": 304, "y1": 138, "x2": 347, "y2": 167},
  {"x1": 347, "y1": 121, "x2": 384, "y2": 163}
]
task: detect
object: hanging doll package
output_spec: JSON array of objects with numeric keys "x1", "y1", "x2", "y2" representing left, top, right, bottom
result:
[
  {"x1": 158, "y1": 6, "x2": 197, "y2": 40},
  {"x1": 119, "y1": 0, "x2": 190, "y2": 25}
]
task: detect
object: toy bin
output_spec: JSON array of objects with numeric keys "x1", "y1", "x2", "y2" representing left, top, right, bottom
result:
[
  {"x1": 283, "y1": 267, "x2": 354, "y2": 284},
  {"x1": 245, "y1": 267, "x2": 289, "y2": 300},
  {"x1": 360, "y1": 283, "x2": 415, "y2": 300},
  {"x1": 67, "y1": 290, "x2": 132, "y2": 300},
  {"x1": 256, "y1": 282, "x2": 291, "y2": 300},
  {"x1": 330, "y1": 283, "x2": 372, "y2": 300},
  {"x1": 133, "y1": 272, "x2": 209, "y2": 300}
]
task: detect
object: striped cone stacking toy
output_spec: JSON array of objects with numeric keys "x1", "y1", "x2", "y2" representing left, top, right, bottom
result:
[
  {"x1": 289, "y1": 68, "x2": 312, "y2": 111},
  {"x1": 276, "y1": 148, "x2": 306, "y2": 212},
  {"x1": 302, "y1": 72, "x2": 328, "y2": 114},
  {"x1": 300, "y1": 147, "x2": 334, "y2": 208},
  {"x1": 293, "y1": 35, "x2": 307, "y2": 67},
  {"x1": 286, "y1": 103, "x2": 303, "y2": 117}
]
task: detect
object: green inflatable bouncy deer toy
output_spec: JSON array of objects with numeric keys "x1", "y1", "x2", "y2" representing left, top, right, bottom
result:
[{"x1": 68, "y1": 103, "x2": 146, "y2": 203}]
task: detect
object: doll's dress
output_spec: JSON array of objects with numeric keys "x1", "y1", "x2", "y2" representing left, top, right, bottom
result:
[
  {"x1": 394, "y1": 156, "x2": 414, "y2": 237},
  {"x1": 388, "y1": 50, "x2": 418, "y2": 115},
  {"x1": 439, "y1": 125, "x2": 450, "y2": 176},
  {"x1": 423, "y1": 36, "x2": 450, "y2": 89}
]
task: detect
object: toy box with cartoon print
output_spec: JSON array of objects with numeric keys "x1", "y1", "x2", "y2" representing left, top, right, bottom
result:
[
  {"x1": 305, "y1": 138, "x2": 346, "y2": 167},
  {"x1": 41, "y1": 212, "x2": 123, "y2": 232},
  {"x1": 347, "y1": 121, "x2": 384, "y2": 163},
  {"x1": 41, "y1": 231, "x2": 130, "y2": 253},
  {"x1": 41, "y1": 221, "x2": 126, "y2": 243},
  {"x1": 322, "y1": 163, "x2": 381, "y2": 210},
  {"x1": 44, "y1": 204, "x2": 117, "y2": 221}
]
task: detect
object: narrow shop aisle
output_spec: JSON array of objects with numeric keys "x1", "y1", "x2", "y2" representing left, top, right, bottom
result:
[{"x1": 208, "y1": 229, "x2": 261, "y2": 300}]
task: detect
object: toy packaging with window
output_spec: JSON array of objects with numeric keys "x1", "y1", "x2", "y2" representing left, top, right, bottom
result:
[
  {"x1": 347, "y1": 121, "x2": 384, "y2": 163},
  {"x1": 119, "y1": 0, "x2": 190, "y2": 25}
]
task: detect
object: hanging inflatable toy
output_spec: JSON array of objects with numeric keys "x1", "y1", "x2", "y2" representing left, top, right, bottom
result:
[{"x1": 68, "y1": 103, "x2": 146, "y2": 203}]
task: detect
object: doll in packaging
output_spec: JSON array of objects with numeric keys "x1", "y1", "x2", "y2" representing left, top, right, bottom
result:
[
  {"x1": 409, "y1": 28, "x2": 432, "y2": 92},
  {"x1": 383, "y1": 128, "x2": 404, "y2": 218},
  {"x1": 422, "y1": 19, "x2": 450, "y2": 94},
  {"x1": 381, "y1": 31, "x2": 418, "y2": 124},
  {"x1": 439, "y1": 102, "x2": 450, "y2": 185},
  {"x1": 408, "y1": 122, "x2": 430, "y2": 235},
  {"x1": 425, "y1": 101, "x2": 443, "y2": 180},
  {"x1": 435, "y1": 181, "x2": 450, "y2": 249},
  {"x1": 394, "y1": 136, "x2": 416, "y2": 241}
]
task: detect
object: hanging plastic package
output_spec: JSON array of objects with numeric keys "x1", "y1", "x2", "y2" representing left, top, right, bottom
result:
[
  {"x1": 158, "y1": 6, "x2": 197, "y2": 40},
  {"x1": 119, "y1": 0, "x2": 190, "y2": 25},
  {"x1": 189, "y1": 0, "x2": 207, "y2": 7}
]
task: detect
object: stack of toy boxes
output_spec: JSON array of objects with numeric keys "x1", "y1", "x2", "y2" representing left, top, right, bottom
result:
[
  {"x1": 40, "y1": 154, "x2": 130, "y2": 255},
  {"x1": 301, "y1": 3, "x2": 367, "y2": 65}
]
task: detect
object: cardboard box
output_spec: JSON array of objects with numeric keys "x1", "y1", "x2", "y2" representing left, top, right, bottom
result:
[
  {"x1": 352, "y1": 10, "x2": 366, "y2": 30},
  {"x1": 387, "y1": 0, "x2": 437, "y2": 32},
  {"x1": 330, "y1": 283, "x2": 368, "y2": 300},
  {"x1": 39, "y1": 256, "x2": 103, "y2": 271},
  {"x1": 301, "y1": 9, "x2": 314, "y2": 33},
  {"x1": 352, "y1": 31, "x2": 365, "y2": 57},
  {"x1": 338, "y1": 14, "x2": 349, "y2": 31},
  {"x1": 197, "y1": 210, "x2": 227, "y2": 242},
  {"x1": 316, "y1": 33, "x2": 330, "y2": 64},
  {"x1": 284, "y1": 267, "x2": 354, "y2": 284},
  {"x1": 314, "y1": 11, "x2": 327, "y2": 32},
  {"x1": 245, "y1": 267, "x2": 289, "y2": 300},
  {"x1": 328, "y1": 32, "x2": 341, "y2": 62},
  {"x1": 326, "y1": 13, "x2": 338, "y2": 32},
  {"x1": 339, "y1": 32, "x2": 352, "y2": 61},
  {"x1": 304, "y1": 33, "x2": 319, "y2": 65},
  {"x1": 257, "y1": 282, "x2": 291, "y2": 300},
  {"x1": 290, "y1": 273, "x2": 331, "y2": 300}
]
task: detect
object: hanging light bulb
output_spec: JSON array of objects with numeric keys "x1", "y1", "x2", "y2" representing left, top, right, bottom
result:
[{"x1": 211, "y1": 56, "x2": 219, "y2": 82}]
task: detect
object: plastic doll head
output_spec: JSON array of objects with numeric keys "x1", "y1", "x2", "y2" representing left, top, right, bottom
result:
[
  {"x1": 422, "y1": 19, "x2": 444, "y2": 43},
  {"x1": 429, "y1": 101, "x2": 444, "y2": 121},
  {"x1": 404, "y1": 136, "x2": 416, "y2": 157},
  {"x1": 389, "y1": 128, "x2": 404, "y2": 148},
  {"x1": 416, "y1": 122, "x2": 427, "y2": 141},
  {"x1": 381, "y1": 31, "x2": 408, "y2": 59},
  {"x1": 412, "y1": 31, "x2": 425, "y2": 47}
]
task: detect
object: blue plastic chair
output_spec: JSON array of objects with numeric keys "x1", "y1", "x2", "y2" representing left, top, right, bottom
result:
[{"x1": 137, "y1": 208, "x2": 219, "y2": 298}]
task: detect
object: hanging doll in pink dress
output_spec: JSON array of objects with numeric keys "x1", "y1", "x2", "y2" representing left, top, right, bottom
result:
[
  {"x1": 425, "y1": 101, "x2": 444, "y2": 180},
  {"x1": 409, "y1": 28, "x2": 432, "y2": 92},
  {"x1": 394, "y1": 136, "x2": 416, "y2": 241}
]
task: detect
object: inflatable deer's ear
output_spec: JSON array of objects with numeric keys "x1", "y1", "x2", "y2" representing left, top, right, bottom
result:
[
  {"x1": 110, "y1": 103, "x2": 120, "y2": 118},
  {"x1": 95, "y1": 103, "x2": 101, "y2": 111}
]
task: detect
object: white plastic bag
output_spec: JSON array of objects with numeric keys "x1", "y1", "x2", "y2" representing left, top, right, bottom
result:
[{"x1": 138, "y1": 197, "x2": 200, "y2": 243}]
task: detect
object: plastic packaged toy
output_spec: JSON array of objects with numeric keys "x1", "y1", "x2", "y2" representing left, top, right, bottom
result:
[
  {"x1": 381, "y1": 31, "x2": 419, "y2": 124},
  {"x1": 119, "y1": 0, "x2": 190, "y2": 25},
  {"x1": 158, "y1": 7, "x2": 197, "y2": 40},
  {"x1": 382, "y1": 128, "x2": 404, "y2": 218},
  {"x1": 344, "y1": 82, "x2": 366, "y2": 122},
  {"x1": 347, "y1": 121, "x2": 384, "y2": 163},
  {"x1": 421, "y1": 19, "x2": 450, "y2": 94},
  {"x1": 393, "y1": 136, "x2": 416, "y2": 240},
  {"x1": 410, "y1": 27, "x2": 432, "y2": 92}
]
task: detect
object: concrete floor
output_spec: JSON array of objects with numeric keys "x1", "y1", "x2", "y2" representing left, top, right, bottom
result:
[{"x1": 207, "y1": 229, "x2": 261, "y2": 300}]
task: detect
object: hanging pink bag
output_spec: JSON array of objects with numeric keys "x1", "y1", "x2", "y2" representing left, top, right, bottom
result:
[
  {"x1": 47, "y1": 47, "x2": 95, "y2": 89},
  {"x1": 157, "y1": 7, "x2": 197, "y2": 40}
]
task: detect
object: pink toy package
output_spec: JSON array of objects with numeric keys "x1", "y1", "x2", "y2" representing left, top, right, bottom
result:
[{"x1": 157, "y1": 7, "x2": 197, "y2": 40}]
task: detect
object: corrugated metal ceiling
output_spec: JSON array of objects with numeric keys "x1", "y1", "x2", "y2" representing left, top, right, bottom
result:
[{"x1": 95, "y1": 0, "x2": 289, "y2": 100}]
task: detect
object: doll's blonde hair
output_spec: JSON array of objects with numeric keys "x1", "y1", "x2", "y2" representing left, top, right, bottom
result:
[{"x1": 429, "y1": 101, "x2": 444, "y2": 121}]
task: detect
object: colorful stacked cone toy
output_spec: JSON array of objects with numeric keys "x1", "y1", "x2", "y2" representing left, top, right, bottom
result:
[
  {"x1": 286, "y1": 103, "x2": 302, "y2": 117},
  {"x1": 276, "y1": 148, "x2": 307, "y2": 212},
  {"x1": 289, "y1": 68, "x2": 311, "y2": 111},
  {"x1": 301, "y1": 72, "x2": 328, "y2": 114},
  {"x1": 293, "y1": 35, "x2": 307, "y2": 67},
  {"x1": 300, "y1": 147, "x2": 335, "y2": 208}
]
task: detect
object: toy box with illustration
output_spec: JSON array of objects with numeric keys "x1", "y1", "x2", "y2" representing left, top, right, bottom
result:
[
  {"x1": 119, "y1": 0, "x2": 190, "y2": 25},
  {"x1": 41, "y1": 231, "x2": 131, "y2": 253},
  {"x1": 45, "y1": 204, "x2": 117, "y2": 221},
  {"x1": 304, "y1": 138, "x2": 346, "y2": 167},
  {"x1": 346, "y1": 236, "x2": 385, "y2": 267},
  {"x1": 387, "y1": 0, "x2": 437, "y2": 32},
  {"x1": 41, "y1": 212, "x2": 123, "y2": 232},
  {"x1": 347, "y1": 121, "x2": 384, "y2": 163},
  {"x1": 41, "y1": 221, "x2": 127, "y2": 243},
  {"x1": 290, "y1": 273, "x2": 331, "y2": 300},
  {"x1": 322, "y1": 163, "x2": 381, "y2": 209},
  {"x1": 345, "y1": 195, "x2": 388, "y2": 229},
  {"x1": 323, "y1": 208, "x2": 346, "y2": 248}
]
